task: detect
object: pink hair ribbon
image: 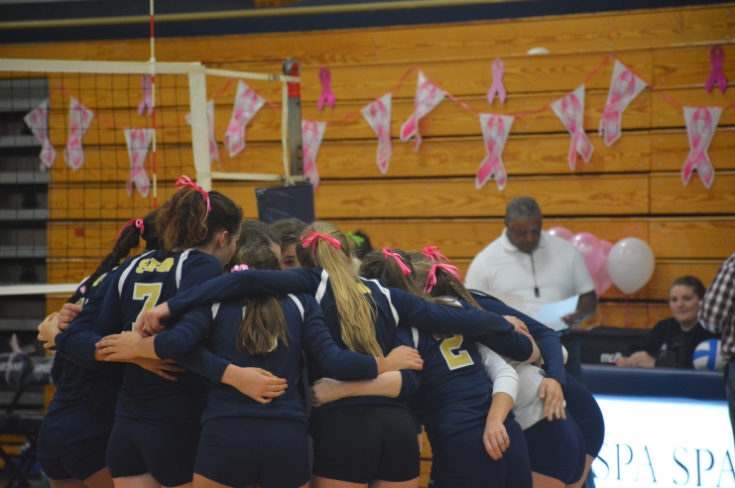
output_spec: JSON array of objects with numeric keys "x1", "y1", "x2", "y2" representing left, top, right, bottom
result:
[
  {"x1": 231, "y1": 264, "x2": 249, "y2": 273},
  {"x1": 423, "y1": 245, "x2": 449, "y2": 263},
  {"x1": 424, "y1": 263, "x2": 464, "y2": 294},
  {"x1": 382, "y1": 248, "x2": 412, "y2": 276},
  {"x1": 175, "y1": 175, "x2": 211, "y2": 221},
  {"x1": 116, "y1": 218, "x2": 144, "y2": 243},
  {"x1": 301, "y1": 232, "x2": 341, "y2": 266}
]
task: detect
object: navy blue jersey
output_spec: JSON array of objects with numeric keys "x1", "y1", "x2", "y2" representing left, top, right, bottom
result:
[
  {"x1": 469, "y1": 290, "x2": 566, "y2": 387},
  {"x1": 151, "y1": 293, "x2": 378, "y2": 425},
  {"x1": 41, "y1": 271, "x2": 123, "y2": 458},
  {"x1": 62, "y1": 249, "x2": 224, "y2": 420}
]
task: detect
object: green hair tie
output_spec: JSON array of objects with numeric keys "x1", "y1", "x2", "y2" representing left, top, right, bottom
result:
[{"x1": 347, "y1": 231, "x2": 365, "y2": 246}]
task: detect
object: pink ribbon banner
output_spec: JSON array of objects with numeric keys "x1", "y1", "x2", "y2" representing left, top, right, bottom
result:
[
  {"x1": 317, "y1": 67, "x2": 336, "y2": 111},
  {"x1": 705, "y1": 45, "x2": 727, "y2": 95},
  {"x1": 476, "y1": 113, "x2": 513, "y2": 191},
  {"x1": 138, "y1": 74, "x2": 153, "y2": 116},
  {"x1": 486, "y1": 58, "x2": 507, "y2": 105},
  {"x1": 302, "y1": 120, "x2": 327, "y2": 188},
  {"x1": 551, "y1": 85, "x2": 593, "y2": 170},
  {"x1": 124, "y1": 128, "x2": 155, "y2": 197},
  {"x1": 223, "y1": 80, "x2": 266, "y2": 158},
  {"x1": 400, "y1": 72, "x2": 445, "y2": 152},
  {"x1": 186, "y1": 100, "x2": 220, "y2": 162},
  {"x1": 361, "y1": 93, "x2": 393, "y2": 175},
  {"x1": 23, "y1": 99, "x2": 56, "y2": 170},
  {"x1": 599, "y1": 60, "x2": 647, "y2": 147},
  {"x1": 681, "y1": 106, "x2": 722, "y2": 189},
  {"x1": 64, "y1": 97, "x2": 94, "y2": 171}
]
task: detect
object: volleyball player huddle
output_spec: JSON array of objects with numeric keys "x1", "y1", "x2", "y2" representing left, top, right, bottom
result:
[{"x1": 36, "y1": 176, "x2": 604, "y2": 488}]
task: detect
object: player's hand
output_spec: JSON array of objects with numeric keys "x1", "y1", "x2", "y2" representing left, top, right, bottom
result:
[
  {"x1": 539, "y1": 378, "x2": 566, "y2": 421},
  {"x1": 37, "y1": 312, "x2": 61, "y2": 348},
  {"x1": 310, "y1": 378, "x2": 345, "y2": 408},
  {"x1": 379, "y1": 346, "x2": 423, "y2": 374},
  {"x1": 131, "y1": 358, "x2": 185, "y2": 381},
  {"x1": 626, "y1": 351, "x2": 655, "y2": 368},
  {"x1": 58, "y1": 303, "x2": 82, "y2": 330},
  {"x1": 222, "y1": 366, "x2": 288, "y2": 404},
  {"x1": 483, "y1": 418, "x2": 510, "y2": 460},
  {"x1": 136, "y1": 303, "x2": 170, "y2": 337},
  {"x1": 503, "y1": 315, "x2": 532, "y2": 340},
  {"x1": 96, "y1": 332, "x2": 142, "y2": 361}
]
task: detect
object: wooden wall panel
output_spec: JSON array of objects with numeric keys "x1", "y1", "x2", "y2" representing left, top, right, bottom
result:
[
  {"x1": 587, "y1": 303, "x2": 650, "y2": 329},
  {"x1": 646, "y1": 259, "x2": 722, "y2": 299},
  {"x1": 651, "y1": 89, "x2": 735, "y2": 128},
  {"x1": 651, "y1": 172, "x2": 735, "y2": 214},
  {"x1": 653, "y1": 44, "x2": 735, "y2": 88},
  {"x1": 46, "y1": 294, "x2": 73, "y2": 315},
  {"x1": 651, "y1": 128, "x2": 735, "y2": 172},
  {"x1": 48, "y1": 260, "x2": 100, "y2": 284},
  {"x1": 649, "y1": 218, "x2": 735, "y2": 259}
]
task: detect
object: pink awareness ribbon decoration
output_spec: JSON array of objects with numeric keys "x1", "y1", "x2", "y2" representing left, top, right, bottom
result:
[
  {"x1": 360, "y1": 93, "x2": 393, "y2": 174},
  {"x1": 599, "y1": 60, "x2": 648, "y2": 147},
  {"x1": 486, "y1": 59, "x2": 507, "y2": 105},
  {"x1": 705, "y1": 45, "x2": 727, "y2": 94},
  {"x1": 137, "y1": 74, "x2": 153, "y2": 116},
  {"x1": 551, "y1": 85, "x2": 593, "y2": 170},
  {"x1": 400, "y1": 72, "x2": 445, "y2": 152},
  {"x1": 681, "y1": 106, "x2": 722, "y2": 189},
  {"x1": 186, "y1": 100, "x2": 220, "y2": 162},
  {"x1": 301, "y1": 120, "x2": 327, "y2": 188},
  {"x1": 317, "y1": 67, "x2": 336, "y2": 111},
  {"x1": 24, "y1": 99, "x2": 56, "y2": 170},
  {"x1": 123, "y1": 128, "x2": 155, "y2": 197},
  {"x1": 476, "y1": 113, "x2": 514, "y2": 191},
  {"x1": 64, "y1": 97, "x2": 94, "y2": 171},
  {"x1": 223, "y1": 80, "x2": 266, "y2": 158}
]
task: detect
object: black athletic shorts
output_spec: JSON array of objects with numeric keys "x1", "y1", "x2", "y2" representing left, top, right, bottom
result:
[
  {"x1": 40, "y1": 435, "x2": 109, "y2": 482},
  {"x1": 311, "y1": 405, "x2": 420, "y2": 484},
  {"x1": 106, "y1": 415, "x2": 201, "y2": 487},
  {"x1": 523, "y1": 414, "x2": 586, "y2": 485}
]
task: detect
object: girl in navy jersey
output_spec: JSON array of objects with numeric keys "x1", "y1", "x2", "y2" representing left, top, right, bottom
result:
[
  {"x1": 137, "y1": 222, "x2": 535, "y2": 488},
  {"x1": 97, "y1": 242, "x2": 423, "y2": 488},
  {"x1": 56, "y1": 177, "x2": 242, "y2": 488}
]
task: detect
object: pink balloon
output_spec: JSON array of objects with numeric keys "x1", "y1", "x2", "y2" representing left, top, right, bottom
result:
[
  {"x1": 600, "y1": 240, "x2": 614, "y2": 255},
  {"x1": 547, "y1": 227, "x2": 574, "y2": 241},
  {"x1": 570, "y1": 232, "x2": 605, "y2": 276},
  {"x1": 592, "y1": 259, "x2": 614, "y2": 296}
]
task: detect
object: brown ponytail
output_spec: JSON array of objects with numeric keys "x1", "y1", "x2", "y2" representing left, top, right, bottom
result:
[
  {"x1": 359, "y1": 249, "x2": 423, "y2": 297},
  {"x1": 410, "y1": 254, "x2": 482, "y2": 310},
  {"x1": 233, "y1": 243, "x2": 290, "y2": 356}
]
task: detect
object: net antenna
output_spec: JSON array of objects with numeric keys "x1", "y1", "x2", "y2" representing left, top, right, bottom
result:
[{"x1": 149, "y1": 0, "x2": 158, "y2": 207}]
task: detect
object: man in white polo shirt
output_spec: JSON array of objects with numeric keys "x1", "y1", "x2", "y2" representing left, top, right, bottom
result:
[{"x1": 466, "y1": 196, "x2": 598, "y2": 384}]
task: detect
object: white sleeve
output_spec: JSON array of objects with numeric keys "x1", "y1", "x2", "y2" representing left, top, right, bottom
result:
[
  {"x1": 477, "y1": 343, "x2": 519, "y2": 403},
  {"x1": 465, "y1": 254, "x2": 489, "y2": 294},
  {"x1": 570, "y1": 246, "x2": 596, "y2": 296}
]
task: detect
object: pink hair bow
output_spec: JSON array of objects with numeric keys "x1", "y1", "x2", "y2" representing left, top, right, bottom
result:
[
  {"x1": 424, "y1": 263, "x2": 464, "y2": 294},
  {"x1": 423, "y1": 246, "x2": 449, "y2": 263},
  {"x1": 231, "y1": 264, "x2": 249, "y2": 273},
  {"x1": 175, "y1": 175, "x2": 211, "y2": 221},
  {"x1": 382, "y1": 248, "x2": 412, "y2": 276},
  {"x1": 301, "y1": 231, "x2": 341, "y2": 266},
  {"x1": 116, "y1": 218, "x2": 144, "y2": 243}
]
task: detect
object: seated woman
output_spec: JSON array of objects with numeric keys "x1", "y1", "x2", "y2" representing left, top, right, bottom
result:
[{"x1": 617, "y1": 276, "x2": 719, "y2": 368}]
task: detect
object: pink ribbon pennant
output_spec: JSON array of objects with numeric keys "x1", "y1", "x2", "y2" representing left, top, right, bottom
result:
[
  {"x1": 137, "y1": 74, "x2": 153, "y2": 116},
  {"x1": 486, "y1": 58, "x2": 507, "y2": 105},
  {"x1": 681, "y1": 106, "x2": 722, "y2": 189},
  {"x1": 186, "y1": 100, "x2": 220, "y2": 162},
  {"x1": 223, "y1": 80, "x2": 266, "y2": 158},
  {"x1": 599, "y1": 60, "x2": 648, "y2": 147},
  {"x1": 360, "y1": 93, "x2": 393, "y2": 174},
  {"x1": 551, "y1": 85, "x2": 593, "y2": 170},
  {"x1": 64, "y1": 97, "x2": 94, "y2": 171},
  {"x1": 705, "y1": 45, "x2": 727, "y2": 94},
  {"x1": 400, "y1": 72, "x2": 445, "y2": 152},
  {"x1": 124, "y1": 128, "x2": 155, "y2": 197},
  {"x1": 317, "y1": 67, "x2": 336, "y2": 111},
  {"x1": 23, "y1": 98, "x2": 56, "y2": 170},
  {"x1": 476, "y1": 113, "x2": 514, "y2": 191},
  {"x1": 302, "y1": 120, "x2": 327, "y2": 188}
]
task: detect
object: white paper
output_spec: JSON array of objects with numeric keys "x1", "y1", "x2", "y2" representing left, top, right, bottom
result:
[{"x1": 534, "y1": 295, "x2": 579, "y2": 332}]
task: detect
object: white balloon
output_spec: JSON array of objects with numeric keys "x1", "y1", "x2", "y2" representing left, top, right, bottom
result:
[{"x1": 607, "y1": 237, "x2": 655, "y2": 294}]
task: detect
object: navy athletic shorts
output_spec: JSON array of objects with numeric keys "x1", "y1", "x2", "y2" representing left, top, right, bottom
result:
[
  {"x1": 311, "y1": 405, "x2": 420, "y2": 484},
  {"x1": 40, "y1": 435, "x2": 109, "y2": 481},
  {"x1": 106, "y1": 415, "x2": 201, "y2": 487},
  {"x1": 429, "y1": 417, "x2": 532, "y2": 488},
  {"x1": 194, "y1": 417, "x2": 310, "y2": 488},
  {"x1": 523, "y1": 413, "x2": 586, "y2": 485},
  {"x1": 564, "y1": 372, "x2": 605, "y2": 457}
]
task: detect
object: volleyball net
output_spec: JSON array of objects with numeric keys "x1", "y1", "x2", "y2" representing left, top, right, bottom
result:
[{"x1": 0, "y1": 58, "x2": 300, "y2": 296}]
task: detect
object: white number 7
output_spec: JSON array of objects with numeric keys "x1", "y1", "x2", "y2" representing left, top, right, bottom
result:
[{"x1": 132, "y1": 283, "x2": 163, "y2": 330}]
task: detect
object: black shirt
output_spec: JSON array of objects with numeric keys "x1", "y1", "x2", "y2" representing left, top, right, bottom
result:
[{"x1": 629, "y1": 317, "x2": 719, "y2": 368}]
